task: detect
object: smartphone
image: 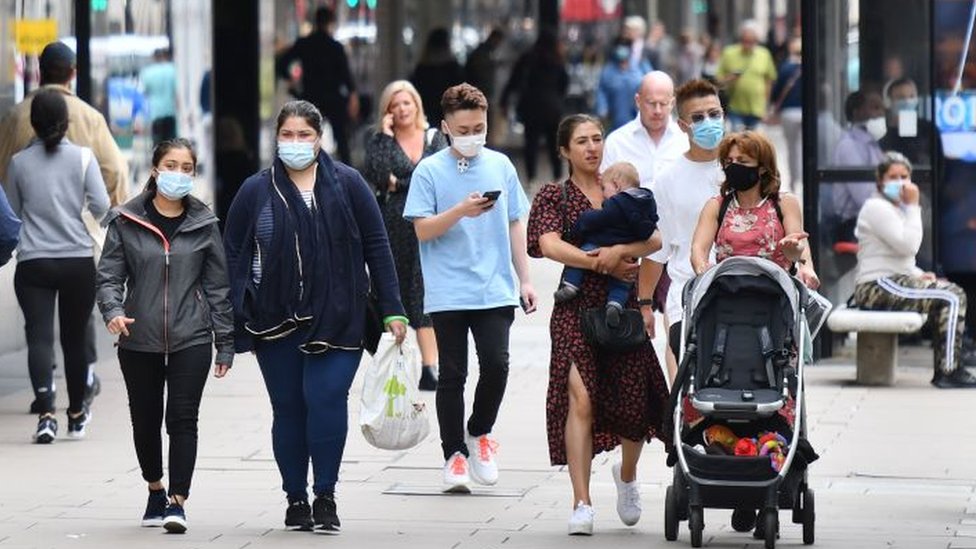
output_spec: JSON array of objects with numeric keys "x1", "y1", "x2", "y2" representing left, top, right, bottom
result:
[
  {"x1": 482, "y1": 190, "x2": 502, "y2": 202},
  {"x1": 519, "y1": 296, "x2": 530, "y2": 313}
]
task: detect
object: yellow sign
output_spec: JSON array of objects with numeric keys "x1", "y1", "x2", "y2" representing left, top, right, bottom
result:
[{"x1": 14, "y1": 19, "x2": 58, "y2": 56}]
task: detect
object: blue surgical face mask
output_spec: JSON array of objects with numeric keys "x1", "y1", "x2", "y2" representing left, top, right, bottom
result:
[
  {"x1": 278, "y1": 141, "x2": 317, "y2": 170},
  {"x1": 892, "y1": 97, "x2": 919, "y2": 112},
  {"x1": 612, "y1": 45, "x2": 630, "y2": 63},
  {"x1": 690, "y1": 117, "x2": 725, "y2": 150},
  {"x1": 156, "y1": 171, "x2": 194, "y2": 200},
  {"x1": 882, "y1": 180, "x2": 904, "y2": 202}
]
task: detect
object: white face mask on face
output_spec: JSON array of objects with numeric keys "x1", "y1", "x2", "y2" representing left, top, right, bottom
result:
[
  {"x1": 864, "y1": 116, "x2": 888, "y2": 141},
  {"x1": 449, "y1": 131, "x2": 487, "y2": 158}
]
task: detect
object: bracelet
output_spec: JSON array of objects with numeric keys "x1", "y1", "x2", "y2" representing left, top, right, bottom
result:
[
  {"x1": 637, "y1": 298, "x2": 655, "y2": 308},
  {"x1": 383, "y1": 315, "x2": 409, "y2": 327}
]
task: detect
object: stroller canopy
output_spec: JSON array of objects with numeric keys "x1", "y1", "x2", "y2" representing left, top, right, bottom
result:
[{"x1": 687, "y1": 257, "x2": 802, "y2": 326}]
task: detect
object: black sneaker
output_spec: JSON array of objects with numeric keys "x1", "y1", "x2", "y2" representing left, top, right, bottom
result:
[
  {"x1": 731, "y1": 507, "x2": 757, "y2": 532},
  {"x1": 553, "y1": 282, "x2": 580, "y2": 304},
  {"x1": 163, "y1": 503, "x2": 187, "y2": 534},
  {"x1": 932, "y1": 368, "x2": 976, "y2": 388},
  {"x1": 83, "y1": 374, "x2": 101, "y2": 410},
  {"x1": 605, "y1": 302, "x2": 623, "y2": 329},
  {"x1": 419, "y1": 366, "x2": 438, "y2": 392},
  {"x1": 67, "y1": 409, "x2": 91, "y2": 439},
  {"x1": 285, "y1": 499, "x2": 314, "y2": 531},
  {"x1": 33, "y1": 414, "x2": 57, "y2": 444},
  {"x1": 313, "y1": 493, "x2": 340, "y2": 533},
  {"x1": 142, "y1": 489, "x2": 168, "y2": 527}
]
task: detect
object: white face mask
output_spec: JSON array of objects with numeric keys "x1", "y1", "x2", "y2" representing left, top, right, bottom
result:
[
  {"x1": 864, "y1": 116, "x2": 888, "y2": 141},
  {"x1": 449, "y1": 131, "x2": 487, "y2": 158}
]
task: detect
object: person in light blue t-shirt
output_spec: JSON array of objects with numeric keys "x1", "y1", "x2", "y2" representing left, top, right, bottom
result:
[
  {"x1": 139, "y1": 48, "x2": 178, "y2": 146},
  {"x1": 403, "y1": 83, "x2": 537, "y2": 494}
]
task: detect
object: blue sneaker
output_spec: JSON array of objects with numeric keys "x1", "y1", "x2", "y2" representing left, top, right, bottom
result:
[
  {"x1": 141, "y1": 489, "x2": 167, "y2": 527},
  {"x1": 163, "y1": 503, "x2": 187, "y2": 534}
]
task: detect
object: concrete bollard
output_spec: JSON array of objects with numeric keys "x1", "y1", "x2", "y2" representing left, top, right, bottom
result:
[{"x1": 855, "y1": 332, "x2": 897, "y2": 386}]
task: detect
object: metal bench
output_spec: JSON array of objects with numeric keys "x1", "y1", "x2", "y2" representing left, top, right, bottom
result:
[{"x1": 826, "y1": 308, "x2": 927, "y2": 386}]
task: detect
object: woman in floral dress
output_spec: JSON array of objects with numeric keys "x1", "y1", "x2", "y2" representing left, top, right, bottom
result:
[
  {"x1": 527, "y1": 114, "x2": 670, "y2": 536},
  {"x1": 363, "y1": 80, "x2": 447, "y2": 390}
]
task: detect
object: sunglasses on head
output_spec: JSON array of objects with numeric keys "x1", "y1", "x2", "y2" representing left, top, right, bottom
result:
[{"x1": 687, "y1": 109, "x2": 724, "y2": 124}]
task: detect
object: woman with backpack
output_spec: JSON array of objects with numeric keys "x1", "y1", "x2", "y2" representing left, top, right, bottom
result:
[{"x1": 690, "y1": 130, "x2": 818, "y2": 287}]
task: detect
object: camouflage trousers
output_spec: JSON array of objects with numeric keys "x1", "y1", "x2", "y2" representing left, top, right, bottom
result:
[{"x1": 853, "y1": 274, "x2": 967, "y2": 374}]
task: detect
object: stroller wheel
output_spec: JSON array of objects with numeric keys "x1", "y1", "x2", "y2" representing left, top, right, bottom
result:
[
  {"x1": 802, "y1": 489, "x2": 815, "y2": 545},
  {"x1": 731, "y1": 507, "x2": 757, "y2": 532},
  {"x1": 664, "y1": 486, "x2": 679, "y2": 541},
  {"x1": 688, "y1": 506, "x2": 704, "y2": 548},
  {"x1": 762, "y1": 509, "x2": 779, "y2": 549}
]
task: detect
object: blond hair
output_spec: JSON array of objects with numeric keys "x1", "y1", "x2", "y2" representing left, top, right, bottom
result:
[
  {"x1": 602, "y1": 161, "x2": 640, "y2": 190},
  {"x1": 375, "y1": 80, "x2": 428, "y2": 133}
]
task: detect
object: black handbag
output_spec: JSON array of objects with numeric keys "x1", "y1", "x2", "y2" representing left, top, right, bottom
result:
[
  {"x1": 559, "y1": 182, "x2": 648, "y2": 353},
  {"x1": 580, "y1": 307, "x2": 648, "y2": 353}
]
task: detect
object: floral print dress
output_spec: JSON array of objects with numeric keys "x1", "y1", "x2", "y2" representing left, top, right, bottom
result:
[{"x1": 527, "y1": 181, "x2": 671, "y2": 465}]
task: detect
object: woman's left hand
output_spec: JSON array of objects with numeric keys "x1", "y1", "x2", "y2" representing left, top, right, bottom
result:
[
  {"x1": 797, "y1": 264, "x2": 821, "y2": 290},
  {"x1": 588, "y1": 245, "x2": 628, "y2": 277},
  {"x1": 388, "y1": 319, "x2": 408, "y2": 346},
  {"x1": 921, "y1": 271, "x2": 937, "y2": 281},
  {"x1": 778, "y1": 232, "x2": 809, "y2": 260},
  {"x1": 213, "y1": 364, "x2": 231, "y2": 378}
]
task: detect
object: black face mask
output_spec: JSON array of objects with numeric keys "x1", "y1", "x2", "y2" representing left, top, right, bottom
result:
[{"x1": 724, "y1": 162, "x2": 761, "y2": 191}]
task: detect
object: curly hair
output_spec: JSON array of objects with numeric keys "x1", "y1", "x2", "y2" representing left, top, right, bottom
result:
[{"x1": 717, "y1": 131, "x2": 782, "y2": 197}]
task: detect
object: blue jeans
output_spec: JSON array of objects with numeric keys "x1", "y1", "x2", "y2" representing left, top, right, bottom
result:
[
  {"x1": 563, "y1": 242, "x2": 632, "y2": 306},
  {"x1": 255, "y1": 329, "x2": 362, "y2": 499}
]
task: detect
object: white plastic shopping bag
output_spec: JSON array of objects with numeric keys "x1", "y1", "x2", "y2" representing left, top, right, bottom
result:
[{"x1": 360, "y1": 332, "x2": 430, "y2": 450}]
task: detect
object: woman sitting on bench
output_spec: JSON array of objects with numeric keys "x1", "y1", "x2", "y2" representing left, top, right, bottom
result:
[{"x1": 852, "y1": 151, "x2": 976, "y2": 388}]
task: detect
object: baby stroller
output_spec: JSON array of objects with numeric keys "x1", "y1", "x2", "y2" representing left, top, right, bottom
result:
[{"x1": 664, "y1": 257, "x2": 829, "y2": 548}]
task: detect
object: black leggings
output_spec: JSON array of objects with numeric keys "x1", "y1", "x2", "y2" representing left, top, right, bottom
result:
[
  {"x1": 14, "y1": 258, "x2": 96, "y2": 415},
  {"x1": 119, "y1": 344, "x2": 212, "y2": 498}
]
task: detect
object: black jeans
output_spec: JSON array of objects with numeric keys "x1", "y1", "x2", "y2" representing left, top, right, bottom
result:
[
  {"x1": 14, "y1": 258, "x2": 96, "y2": 415},
  {"x1": 119, "y1": 344, "x2": 211, "y2": 498},
  {"x1": 151, "y1": 116, "x2": 177, "y2": 147},
  {"x1": 523, "y1": 119, "x2": 562, "y2": 181},
  {"x1": 431, "y1": 307, "x2": 515, "y2": 460}
]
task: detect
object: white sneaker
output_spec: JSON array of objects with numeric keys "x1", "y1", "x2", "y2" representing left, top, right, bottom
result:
[
  {"x1": 466, "y1": 434, "x2": 499, "y2": 485},
  {"x1": 612, "y1": 462, "x2": 641, "y2": 526},
  {"x1": 443, "y1": 452, "x2": 471, "y2": 493},
  {"x1": 568, "y1": 501, "x2": 594, "y2": 535}
]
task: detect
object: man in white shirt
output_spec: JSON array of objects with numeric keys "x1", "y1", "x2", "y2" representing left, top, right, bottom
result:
[
  {"x1": 601, "y1": 71, "x2": 689, "y2": 190},
  {"x1": 637, "y1": 79, "x2": 726, "y2": 380}
]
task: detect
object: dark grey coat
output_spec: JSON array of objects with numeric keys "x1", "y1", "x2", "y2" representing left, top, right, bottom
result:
[{"x1": 96, "y1": 191, "x2": 234, "y2": 366}]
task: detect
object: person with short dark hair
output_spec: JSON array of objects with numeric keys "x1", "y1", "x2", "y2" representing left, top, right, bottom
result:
[
  {"x1": 276, "y1": 6, "x2": 360, "y2": 163},
  {"x1": 403, "y1": 83, "x2": 537, "y2": 494},
  {"x1": 223, "y1": 100, "x2": 406, "y2": 533},
  {"x1": 96, "y1": 138, "x2": 233, "y2": 533},
  {"x1": 7, "y1": 88, "x2": 111, "y2": 444},
  {"x1": 409, "y1": 28, "x2": 465, "y2": 127}
]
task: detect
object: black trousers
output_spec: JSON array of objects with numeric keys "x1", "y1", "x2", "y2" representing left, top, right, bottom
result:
[
  {"x1": 151, "y1": 116, "x2": 177, "y2": 147},
  {"x1": 119, "y1": 344, "x2": 211, "y2": 498},
  {"x1": 14, "y1": 258, "x2": 96, "y2": 415},
  {"x1": 522, "y1": 119, "x2": 562, "y2": 181},
  {"x1": 430, "y1": 307, "x2": 515, "y2": 460}
]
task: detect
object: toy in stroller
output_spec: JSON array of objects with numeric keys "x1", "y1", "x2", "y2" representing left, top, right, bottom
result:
[{"x1": 664, "y1": 257, "x2": 830, "y2": 548}]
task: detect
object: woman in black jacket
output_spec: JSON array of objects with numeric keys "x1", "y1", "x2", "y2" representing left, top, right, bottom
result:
[
  {"x1": 223, "y1": 100, "x2": 406, "y2": 534},
  {"x1": 96, "y1": 138, "x2": 233, "y2": 535}
]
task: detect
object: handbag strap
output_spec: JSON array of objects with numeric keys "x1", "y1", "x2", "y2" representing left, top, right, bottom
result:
[{"x1": 771, "y1": 67, "x2": 801, "y2": 114}]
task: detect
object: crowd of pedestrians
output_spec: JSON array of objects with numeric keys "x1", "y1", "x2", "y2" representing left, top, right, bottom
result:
[{"x1": 3, "y1": 6, "x2": 975, "y2": 542}]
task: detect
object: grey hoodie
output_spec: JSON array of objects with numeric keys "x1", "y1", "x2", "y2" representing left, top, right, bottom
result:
[{"x1": 96, "y1": 191, "x2": 234, "y2": 366}]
